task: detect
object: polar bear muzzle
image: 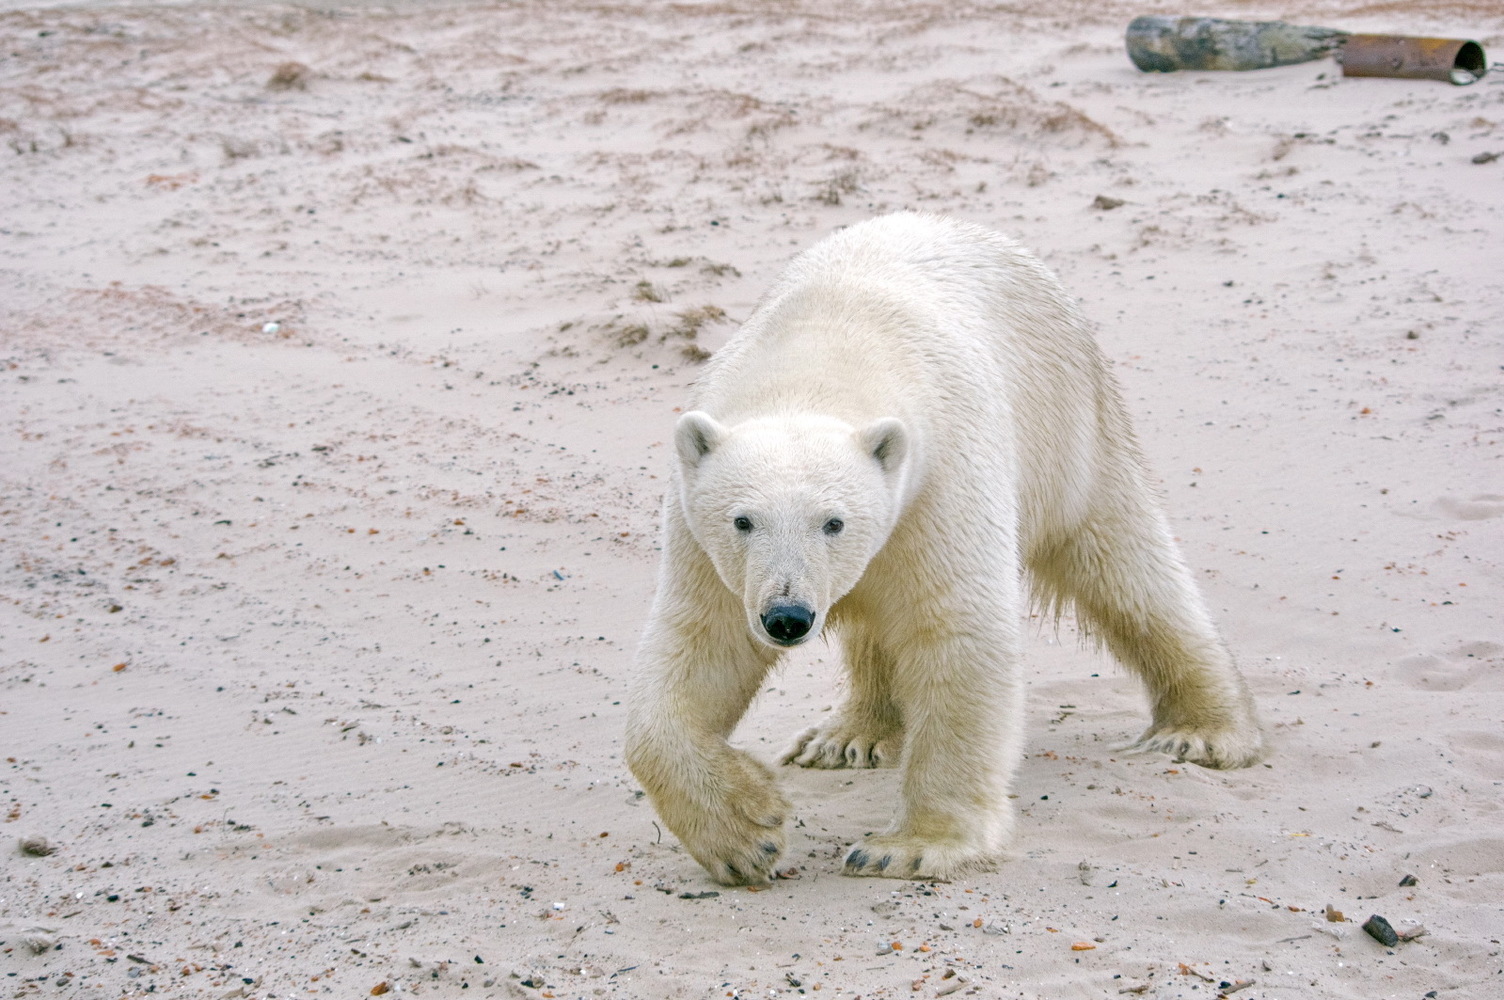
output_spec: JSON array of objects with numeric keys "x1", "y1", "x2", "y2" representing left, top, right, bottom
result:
[{"x1": 760, "y1": 603, "x2": 815, "y2": 645}]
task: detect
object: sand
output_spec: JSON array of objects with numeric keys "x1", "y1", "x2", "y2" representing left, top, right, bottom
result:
[{"x1": 2, "y1": 1, "x2": 1502, "y2": 997}]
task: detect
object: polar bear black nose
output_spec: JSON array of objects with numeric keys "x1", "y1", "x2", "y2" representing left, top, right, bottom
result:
[{"x1": 762, "y1": 604, "x2": 814, "y2": 645}]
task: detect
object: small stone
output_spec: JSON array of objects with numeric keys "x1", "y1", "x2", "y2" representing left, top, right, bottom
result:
[
  {"x1": 1471, "y1": 151, "x2": 1500, "y2": 164},
  {"x1": 1398, "y1": 873, "x2": 1418, "y2": 886},
  {"x1": 21, "y1": 929, "x2": 57, "y2": 954},
  {"x1": 267, "y1": 62, "x2": 311, "y2": 92},
  {"x1": 1362, "y1": 914, "x2": 1399, "y2": 947},
  {"x1": 19, "y1": 835, "x2": 56, "y2": 856},
  {"x1": 1092, "y1": 194, "x2": 1125, "y2": 210}
]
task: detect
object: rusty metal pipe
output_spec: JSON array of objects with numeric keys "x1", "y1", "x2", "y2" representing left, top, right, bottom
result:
[{"x1": 1340, "y1": 35, "x2": 1487, "y2": 85}]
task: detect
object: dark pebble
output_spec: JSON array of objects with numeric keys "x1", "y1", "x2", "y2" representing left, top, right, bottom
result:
[
  {"x1": 1362, "y1": 914, "x2": 1399, "y2": 947},
  {"x1": 1398, "y1": 874, "x2": 1418, "y2": 886}
]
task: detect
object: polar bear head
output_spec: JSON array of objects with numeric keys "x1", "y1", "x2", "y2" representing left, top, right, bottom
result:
[{"x1": 675, "y1": 411, "x2": 910, "y2": 648}]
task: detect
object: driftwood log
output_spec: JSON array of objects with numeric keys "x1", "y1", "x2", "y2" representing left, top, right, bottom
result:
[{"x1": 1126, "y1": 16, "x2": 1348, "y2": 73}]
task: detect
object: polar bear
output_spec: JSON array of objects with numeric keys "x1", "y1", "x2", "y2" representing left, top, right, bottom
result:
[{"x1": 624, "y1": 212, "x2": 1263, "y2": 885}]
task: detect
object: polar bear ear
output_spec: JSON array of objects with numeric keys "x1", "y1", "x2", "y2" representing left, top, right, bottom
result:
[
  {"x1": 858, "y1": 417, "x2": 908, "y2": 474},
  {"x1": 675, "y1": 410, "x2": 727, "y2": 469}
]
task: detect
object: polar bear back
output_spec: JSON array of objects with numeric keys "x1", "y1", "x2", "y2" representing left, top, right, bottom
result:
[{"x1": 689, "y1": 212, "x2": 1131, "y2": 538}]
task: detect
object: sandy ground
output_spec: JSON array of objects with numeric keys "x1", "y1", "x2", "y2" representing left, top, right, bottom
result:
[{"x1": 2, "y1": 1, "x2": 1502, "y2": 998}]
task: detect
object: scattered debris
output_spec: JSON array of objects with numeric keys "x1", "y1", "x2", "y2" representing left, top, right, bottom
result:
[
  {"x1": 677, "y1": 891, "x2": 719, "y2": 899},
  {"x1": 1325, "y1": 903, "x2": 1345, "y2": 922},
  {"x1": 935, "y1": 975, "x2": 969, "y2": 997}
]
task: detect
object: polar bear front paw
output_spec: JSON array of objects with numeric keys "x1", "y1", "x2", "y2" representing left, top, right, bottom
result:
[
  {"x1": 842, "y1": 834, "x2": 998, "y2": 881},
  {"x1": 688, "y1": 810, "x2": 788, "y2": 887},
  {"x1": 1128, "y1": 720, "x2": 1265, "y2": 770},
  {"x1": 781, "y1": 719, "x2": 902, "y2": 769},
  {"x1": 667, "y1": 751, "x2": 792, "y2": 886}
]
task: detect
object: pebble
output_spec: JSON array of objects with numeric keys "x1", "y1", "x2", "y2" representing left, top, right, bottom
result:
[
  {"x1": 18, "y1": 835, "x2": 56, "y2": 857},
  {"x1": 21, "y1": 929, "x2": 58, "y2": 954},
  {"x1": 1362, "y1": 913, "x2": 1399, "y2": 947},
  {"x1": 266, "y1": 63, "x2": 310, "y2": 92}
]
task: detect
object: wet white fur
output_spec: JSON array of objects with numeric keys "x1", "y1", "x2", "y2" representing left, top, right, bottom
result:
[{"x1": 625, "y1": 213, "x2": 1264, "y2": 885}]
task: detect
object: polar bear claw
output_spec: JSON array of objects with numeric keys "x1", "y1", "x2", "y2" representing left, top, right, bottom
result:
[{"x1": 782, "y1": 718, "x2": 903, "y2": 769}]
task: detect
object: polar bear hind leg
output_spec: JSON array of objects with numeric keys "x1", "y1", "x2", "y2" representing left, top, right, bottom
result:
[
  {"x1": 782, "y1": 621, "x2": 904, "y2": 769},
  {"x1": 1029, "y1": 495, "x2": 1265, "y2": 770}
]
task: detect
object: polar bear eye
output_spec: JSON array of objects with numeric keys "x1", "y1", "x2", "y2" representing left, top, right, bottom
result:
[
  {"x1": 823, "y1": 518, "x2": 844, "y2": 536},
  {"x1": 733, "y1": 516, "x2": 753, "y2": 533}
]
